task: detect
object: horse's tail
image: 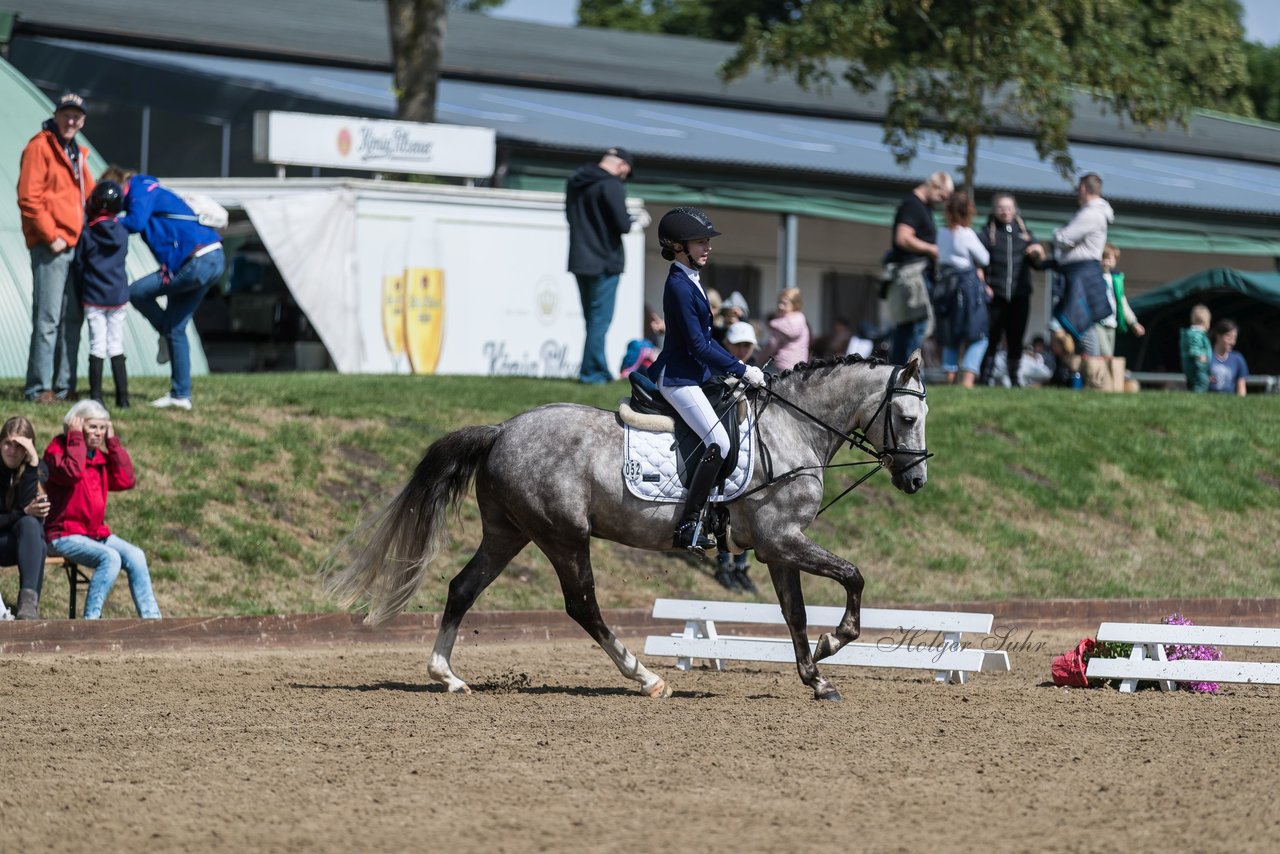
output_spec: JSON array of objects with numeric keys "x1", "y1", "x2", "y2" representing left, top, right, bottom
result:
[{"x1": 322, "y1": 424, "x2": 502, "y2": 627}]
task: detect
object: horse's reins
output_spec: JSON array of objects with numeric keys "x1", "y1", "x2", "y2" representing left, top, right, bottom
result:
[{"x1": 736, "y1": 364, "x2": 933, "y2": 515}]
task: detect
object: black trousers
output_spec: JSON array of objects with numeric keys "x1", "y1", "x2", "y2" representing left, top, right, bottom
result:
[
  {"x1": 982, "y1": 290, "x2": 1032, "y2": 385},
  {"x1": 0, "y1": 515, "x2": 46, "y2": 593}
]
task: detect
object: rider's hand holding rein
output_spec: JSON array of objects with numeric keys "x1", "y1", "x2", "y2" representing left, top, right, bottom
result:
[{"x1": 742, "y1": 365, "x2": 766, "y2": 387}]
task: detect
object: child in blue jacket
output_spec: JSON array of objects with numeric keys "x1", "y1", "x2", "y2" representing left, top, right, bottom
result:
[{"x1": 72, "y1": 181, "x2": 130, "y2": 408}]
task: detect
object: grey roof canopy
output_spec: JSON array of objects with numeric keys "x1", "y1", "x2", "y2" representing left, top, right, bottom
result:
[
  {"x1": 19, "y1": 36, "x2": 1280, "y2": 219},
  {"x1": 7, "y1": 0, "x2": 1280, "y2": 167}
]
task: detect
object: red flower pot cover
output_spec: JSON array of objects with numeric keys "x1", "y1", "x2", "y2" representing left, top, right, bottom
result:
[{"x1": 1051, "y1": 637, "x2": 1097, "y2": 687}]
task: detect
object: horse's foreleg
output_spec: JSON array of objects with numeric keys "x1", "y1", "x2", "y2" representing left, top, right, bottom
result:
[
  {"x1": 428, "y1": 529, "x2": 529, "y2": 693},
  {"x1": 767, "y1": 536, "x2": 864, "y2": 664},
  {"x1": 767, "y1": 563, "x2": 841, "y2": 701},
  {"x1": 540, "y1": 538, "x2": 671, "y2": 699}
]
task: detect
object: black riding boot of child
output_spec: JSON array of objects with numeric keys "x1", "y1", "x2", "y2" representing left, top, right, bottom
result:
[
  {"x1": 673, "y1": 444, "x2": 724, "y2": 551},
  {"x1": 88, "y1": 356, "x2": 105, "y2": 403},
  {"x1": 111, "y1": 354, "x2": 130, "y2": 409}
]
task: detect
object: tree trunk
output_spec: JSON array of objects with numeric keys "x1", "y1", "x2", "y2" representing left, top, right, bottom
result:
[{"x1": 387, "y1": 0, "x2": 448, "y2": 123}]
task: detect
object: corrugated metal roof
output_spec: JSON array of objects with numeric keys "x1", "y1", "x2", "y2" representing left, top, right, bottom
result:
[
  {"x1": 38, "y1": 39, "x2": 1280, "y2": 219},
  {"x1": 0, "y1": 57, "x2": 207, "y2": 384},
  {"x1": 7, "y1": 0, "x2": 1280, "y2": 167}
]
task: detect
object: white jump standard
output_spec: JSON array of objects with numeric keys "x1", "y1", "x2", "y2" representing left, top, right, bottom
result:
[
  {"x1": 1085, "y1": 621, "x2": 1280, "y2": 693},
  {"x1": 644, "y1": 598, "x2": 1010, "y2": 684}
]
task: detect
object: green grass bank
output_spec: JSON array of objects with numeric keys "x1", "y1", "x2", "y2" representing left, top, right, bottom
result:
[{"x1": 3, "y1": 373, "x2": 1278, "y2": 619}]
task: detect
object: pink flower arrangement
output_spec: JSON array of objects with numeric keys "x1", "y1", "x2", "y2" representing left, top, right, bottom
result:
[
  {"x1": 1053, "y1": 613, "x2": 1223, "y2": 693},
  {"x1": 1162, "y1": 613, "x2": 1222, "y2": 694}
]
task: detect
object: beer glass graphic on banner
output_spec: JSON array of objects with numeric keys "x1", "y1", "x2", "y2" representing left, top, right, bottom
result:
[
  {"x1": 381, "y1": 272, "x2": 406, "y2": 370},
  {"x1": 404, "y1": 267, "x2": 445, "y2": 374}
]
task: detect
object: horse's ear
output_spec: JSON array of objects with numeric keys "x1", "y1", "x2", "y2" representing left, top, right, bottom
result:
[{"x1": 900, "y1": 349, "x2": 923, "y2": 383}]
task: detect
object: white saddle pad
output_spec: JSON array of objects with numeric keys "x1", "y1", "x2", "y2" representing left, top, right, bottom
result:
[{"x1": 622, "y1": 411, "x2": 755, "y2": 503}]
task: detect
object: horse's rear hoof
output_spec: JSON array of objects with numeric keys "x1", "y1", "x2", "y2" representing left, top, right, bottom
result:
[
  {"x1": 814, "y1": 632, "x2": 840, "y2": 661},
  {"x1": 448, "y1": 683, "x2": 472, "y2": 695},
  {"x1": 644, "y1": 679, "x2": 673, "y2": 699},
  {"x1": 815, "y1": 688, "x2": 843, "y2": 701}
]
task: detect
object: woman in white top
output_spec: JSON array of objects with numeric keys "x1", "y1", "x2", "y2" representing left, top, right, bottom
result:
[{"x1": 932, "y1": 193, "x2": 991, "y2": 387}]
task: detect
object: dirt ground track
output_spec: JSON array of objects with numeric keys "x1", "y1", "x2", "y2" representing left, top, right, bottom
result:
[{"x1": 3, "y1": 631, "x2": 1277, "y2": 853}]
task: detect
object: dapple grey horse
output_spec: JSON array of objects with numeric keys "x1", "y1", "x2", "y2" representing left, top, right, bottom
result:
[{"x1": 324, "y1": 351, "x2": 929, "y2": 700}]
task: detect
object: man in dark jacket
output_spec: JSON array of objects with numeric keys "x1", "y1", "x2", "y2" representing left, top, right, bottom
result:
[{"x1": 565, "y1": 147, "x2": 634, "y2": 384}]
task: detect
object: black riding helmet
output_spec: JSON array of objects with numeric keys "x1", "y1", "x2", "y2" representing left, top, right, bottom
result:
[
  {"x1": 88, "y1": 180, "x2": 124, "y2": 216},
  {"x1": 658, "y1": 207, "x2": 721, "y2": 260}
]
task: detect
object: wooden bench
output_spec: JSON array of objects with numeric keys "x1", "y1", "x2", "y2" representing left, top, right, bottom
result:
[
  {"x1": 643, "y1": 598, "x2": 1010, "y2": 684},
  {"x1": 1085, "y1": 622, "x2": 1280, "y2": 693},
  {"x1": 1, "y1": 555, "x2": 89, "y2": 620}
]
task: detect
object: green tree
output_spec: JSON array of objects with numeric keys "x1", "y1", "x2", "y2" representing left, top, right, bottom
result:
[
  {"x1": 1244, "y1": 41, "x2": 1280, "y2": 123},
  {"x1": 719, "y1": 0, "x2": 1252, "y2": 192},
  {"x1": 578, "y1": 0, "x2": 799, "y2": 43}
]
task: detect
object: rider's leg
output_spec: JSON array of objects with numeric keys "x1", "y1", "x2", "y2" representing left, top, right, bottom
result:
[{"x1": 657, "y1": 383, "x2": 731, "y2": 549}]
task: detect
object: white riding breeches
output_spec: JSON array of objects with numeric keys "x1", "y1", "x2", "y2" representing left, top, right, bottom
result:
[
  {"x1": 658, "y1": 381, "x2": 730, "y2": 453},
  {"x1": 85, "y1": 305, "x2": 127, "y2": 358}
]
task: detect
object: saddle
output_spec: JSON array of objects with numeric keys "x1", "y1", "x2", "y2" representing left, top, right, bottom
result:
[{"x1": 620, "y1": 372, "x2": 743, "y2": 488}]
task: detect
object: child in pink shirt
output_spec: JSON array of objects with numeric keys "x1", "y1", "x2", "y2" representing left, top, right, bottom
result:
[{"x1": 758, "y1": 287, "x2": 811, "y2": 371}]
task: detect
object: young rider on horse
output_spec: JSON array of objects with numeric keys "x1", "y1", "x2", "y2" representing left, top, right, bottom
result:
[{"x1": 645, "y1": 207, "x2": 767, "y2": 550}]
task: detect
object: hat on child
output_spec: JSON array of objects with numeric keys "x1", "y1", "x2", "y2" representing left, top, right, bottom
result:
[
  {"x1": 725, "y1": 321, "x2": 758, "y2": 346},
  {"x1": 721, "y1": 291, "x2": 750, "y2": 318}
]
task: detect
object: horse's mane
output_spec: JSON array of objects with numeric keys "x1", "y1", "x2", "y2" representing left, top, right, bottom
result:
[{"x1": 771, "y1": 352, "x2": 886, "y2": 384}]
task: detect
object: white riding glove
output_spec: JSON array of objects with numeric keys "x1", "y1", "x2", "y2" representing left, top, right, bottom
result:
[{"x1": 741, "y1": 365, "x2": 766, "y2": 388}]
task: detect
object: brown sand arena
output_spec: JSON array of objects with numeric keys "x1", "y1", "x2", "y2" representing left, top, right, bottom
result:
[{"x1": 3, "y1": 630, "x2": 1277, "y2": 853}]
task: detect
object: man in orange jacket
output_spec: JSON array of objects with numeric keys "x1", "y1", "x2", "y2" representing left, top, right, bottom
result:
[{"x1": 17, "y1": 92, "x2": 95, "y2": 404}]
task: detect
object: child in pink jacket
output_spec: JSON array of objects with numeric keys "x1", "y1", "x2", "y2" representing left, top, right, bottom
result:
[{"x1": 758, "y1": 287, "x2": 811, "y2": 371}]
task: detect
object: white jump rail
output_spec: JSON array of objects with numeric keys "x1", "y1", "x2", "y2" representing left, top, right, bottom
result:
[
  {"x1": 643, "y1": 598, "x2": 1009, "y2": 684},
  {"x1": 1085, "y1": 622, "x2": 1280, "y2": 693}
]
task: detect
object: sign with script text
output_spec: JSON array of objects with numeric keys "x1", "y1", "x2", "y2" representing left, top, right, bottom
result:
[{"x1": 253, "y1": 111, "x2": 495, "y2": 178}]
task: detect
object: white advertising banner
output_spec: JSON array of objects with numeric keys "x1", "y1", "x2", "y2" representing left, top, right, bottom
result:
[
  {"x1": 253, "y1": 111, "x2": 496, "y2": 178},
  {"x1": 241, "y1": 181, "x2": 645, "y2": 378}
]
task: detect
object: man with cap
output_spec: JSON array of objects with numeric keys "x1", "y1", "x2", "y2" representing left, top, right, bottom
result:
[
  {"x1": 17, "y1": 92, "x2": 95, "y2": 403},
  {"x1": 565, "y1": 146, "x2": 635, "y2": 384}
]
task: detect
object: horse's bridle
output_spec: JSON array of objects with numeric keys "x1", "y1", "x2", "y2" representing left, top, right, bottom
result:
[
  {"x1": 737, "y1": 363, "x2": 933, "y2": 513},
  {"x1": 848, "y1": 364, "x2": 932, "y2": 477}
]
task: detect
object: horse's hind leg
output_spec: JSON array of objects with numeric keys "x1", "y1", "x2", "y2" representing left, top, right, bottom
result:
[
  {"x1": 538, "y1": 537, "x2": 672, "y2": 699},
  {"x1": 428, "y1": 527, "x2": 529, "y2": 693},
  {"x1": 767, "y1": 562, "x2": 842, "y2": 701}
]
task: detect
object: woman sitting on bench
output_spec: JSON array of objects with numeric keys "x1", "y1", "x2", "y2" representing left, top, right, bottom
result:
[
  {"x1": 43, "y1": 401, "x2": 161, "y2": 619},
  {"x1": 1, "y1": 416, "x2": 50, "y2": 619}
]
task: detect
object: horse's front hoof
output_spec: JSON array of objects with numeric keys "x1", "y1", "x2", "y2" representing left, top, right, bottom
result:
[
  {"x1": 448, "y1": 683, "x2": 473, "y2": 695},
  {"x1": 813, "y1": 678, "x2": 842, "y2": 701},
  {"x1": 644, "y1": 678, "x2": 673, "y2": 699},
  {"x1": 814, "y1": 632, "x2": 840, "y2": 661}
]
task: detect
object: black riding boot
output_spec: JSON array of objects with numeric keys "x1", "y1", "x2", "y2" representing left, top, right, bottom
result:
[
  {"x1": 674, "y1": 445, "x2": 724, "y2": 550},
  {"x1": 111, "y1": 354, "x2": 130, "y2": 409},
  {"x1": 88, "y1": 356, "x2": 105, "y2": 403}
]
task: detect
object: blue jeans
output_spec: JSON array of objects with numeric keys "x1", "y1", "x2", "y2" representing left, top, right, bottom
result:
[
  {"x1": 890, "y1": 318, "x2": 927, "y2": 365},
  {"x1": 51, "y1": 533, "x2": 161, "y2": 619},
  {"x1": 942, "y1": 338, "x2": 989, "y2": 375},
  {"x1": 25, "y1": 243, "x2": 82, "y2": 399},
  {"x1": 130, "y1": 248, "x2": 224, "y2": 399},
  {"x1": 575, "y1": 273, "x2": 619, "y2": 384}
]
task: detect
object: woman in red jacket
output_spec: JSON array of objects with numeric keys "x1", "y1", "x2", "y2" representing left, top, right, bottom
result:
[{"x1": 44, "y1": 401, "x2": 160, "y2": 619}]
